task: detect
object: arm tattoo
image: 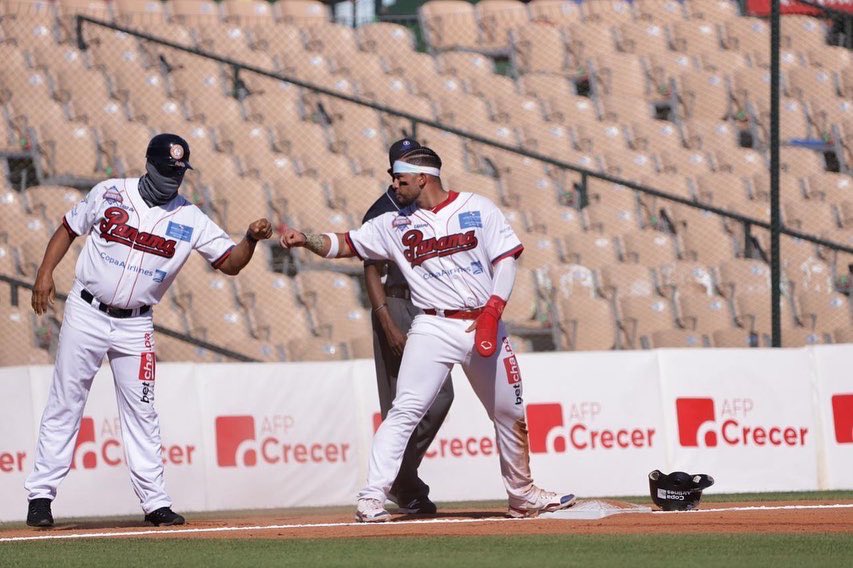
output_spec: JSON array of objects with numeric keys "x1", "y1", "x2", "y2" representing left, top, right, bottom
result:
[{"x1": 304, "y1": 233, "x2": 329, "y2": 256}]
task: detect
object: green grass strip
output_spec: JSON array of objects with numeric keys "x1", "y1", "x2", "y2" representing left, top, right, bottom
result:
[{"x1": 3, "y1": 534, "x2": 852, "y2": 568}]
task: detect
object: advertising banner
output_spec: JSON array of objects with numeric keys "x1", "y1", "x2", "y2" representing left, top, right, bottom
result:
[
  {"x1": 1, "y1": 344, "x2": 849, "y2": 522},
  {"x1": 0, "y1": 367, "x2": 37, "y2": 522},
  {"x1": 198, "y1": 361, "x2": 363, "y2": 511},
  {"x1": 522, "y1": 351, "x2": 666, "y2": 497},
  {"x1": 811, "y1": 344, "x2": 853, "y2": 490},
  {"x1": 658, "y1": 349, "x2": 819, "y2": 493}
]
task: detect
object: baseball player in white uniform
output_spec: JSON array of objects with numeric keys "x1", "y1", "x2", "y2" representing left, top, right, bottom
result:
[
  {"x1": 25, "y1": 133, "x2": 273, "y2": 528},
  {"x1": 280, "y1": 147, "x2": 576, "y2": 522}
]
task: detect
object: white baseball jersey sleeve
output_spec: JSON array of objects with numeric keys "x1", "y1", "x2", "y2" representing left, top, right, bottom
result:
[
  {"x1": 63, "y1": 177, "x2": 235, "y2": 308},
  {"x1": 346, "y1": 191, "x2": 523, "y2": 310}
]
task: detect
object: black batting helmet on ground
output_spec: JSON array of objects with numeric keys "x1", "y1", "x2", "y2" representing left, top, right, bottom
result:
[
  {"x1": 648, "y1": 470, "x2": 714, "y2": 511},
  {"x1": 146, "y1": 133, "x2": 193, "y2": 170}
]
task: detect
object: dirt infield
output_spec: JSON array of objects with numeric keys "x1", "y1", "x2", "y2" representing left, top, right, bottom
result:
[{"x1": 3, "y1": 500, "x2": 852, "y2": 542}]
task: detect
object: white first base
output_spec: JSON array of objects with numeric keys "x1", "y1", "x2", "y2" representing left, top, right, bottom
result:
[{"x1": 539, "y1": 499, "x2": 653, "y2": 520}]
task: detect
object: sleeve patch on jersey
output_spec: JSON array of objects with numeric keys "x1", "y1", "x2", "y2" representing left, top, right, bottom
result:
[
  {"x1": 166, "y1": 221, "x2": 194, "y2": 242},
  {"x1": 153, "y1": 270, "x2": 167, "y2": 283},
  {"x1": 458, "y1": 211, "x2": 482, "y2": 229}
]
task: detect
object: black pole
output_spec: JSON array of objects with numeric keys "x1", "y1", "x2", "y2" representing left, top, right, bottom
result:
[{"x1": 770, "y1": 0, "x2": 782, "y2": 347}]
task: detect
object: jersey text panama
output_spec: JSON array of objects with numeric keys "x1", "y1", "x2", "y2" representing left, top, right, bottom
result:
[
  {"x1": 402, "y1": 229, "x2": 478, "y2": 266},
  {"x1": 99, "y1": 207, "x2": 177, "y2": 258}
]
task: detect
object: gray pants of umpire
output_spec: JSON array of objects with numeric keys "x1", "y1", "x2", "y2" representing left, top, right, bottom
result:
[{"x1": 372, "y1": 295, "x2": 454, "y2": 503}]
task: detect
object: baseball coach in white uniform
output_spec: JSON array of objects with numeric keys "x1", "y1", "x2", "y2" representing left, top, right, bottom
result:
[
  {"x1": 25, "y1": 133, "x2": 273, "y2": 528},
  {"x1": 280, "y1": 146, "x2": 576, "y2": 522}
]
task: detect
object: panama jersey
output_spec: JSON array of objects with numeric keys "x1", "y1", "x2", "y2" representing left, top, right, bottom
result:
[
  {"x1": 63, "y1": 178, "x2": 235, "y2": 308},
  {"x1": 347, "y1": 191, "x2": 523, "y2": 310}
]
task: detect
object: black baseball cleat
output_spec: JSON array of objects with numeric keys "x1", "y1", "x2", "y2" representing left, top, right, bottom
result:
[
  {"x1": 26, "y1": 498, "x2": 54, "y2": 528},
  {"x1": 397, "y1": 495, "x2": 438, "y2": 515},
  {"x1": 144, "y1": 507, "x2": 185, "y2": 526}
]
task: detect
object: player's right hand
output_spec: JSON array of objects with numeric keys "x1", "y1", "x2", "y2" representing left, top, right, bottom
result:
[
  {"x1": 279, "y1": 226, "x2": 306, "y2": 249},
  {"x1": 381, "y1": 320, "x2": 407, "y2": 357},
  {"x1": 31, "y1": 271, "x2": 55, "y2": 316}
]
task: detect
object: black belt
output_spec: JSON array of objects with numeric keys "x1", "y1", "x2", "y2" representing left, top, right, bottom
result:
[
  {"x1": 81, "y1": 289, "x2": 150, "y2": 318},
  {"x1": 384, "y1": 285, "x2": 411, "y2": 300}
]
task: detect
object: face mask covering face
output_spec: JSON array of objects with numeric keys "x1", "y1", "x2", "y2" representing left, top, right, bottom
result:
[{"x1": 138, "y1": 160, "x2": 185, "y2": 207}]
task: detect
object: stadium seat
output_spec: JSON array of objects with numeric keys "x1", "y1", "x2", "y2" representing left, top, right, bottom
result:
[
  {"x1": 598, "y1": 264, "x2": 656, "y2": 299},
  {"x1": 220, "y1": 0, "x2": 278, "y2": 25},
  {"x1": 287, "y1": 337, "x2": 348, "y2": 361},
  {"x1": 620, "y1": 229, "x2": 679, "y2": 265},
  {"x1": 563, "y1": 232, "x2": 619, "y2": 269},
  {"x1": 612, "y1": 21, "x2": 666, "y2": 56},
  {"x1": 669, "y1": 20, "x2": 722, "y2": 55},
  {"x1": 780, "y1": 15, "x2": 828, "y2": 52},
  {"x1": 475, "y1": 0, "x2": 530, "y2": 54},
  {"x1": 565, "y1": 22, "x2": 616, "y2": 62},
  {"x1": 685, "y1": 0, "x2": 739, "y2": 21},
  {"x1": 797, "y1": 292, "x2": 851, "y2": 331},
  {"x1": 618, "y1": 295, "x2": 677, "y2": 348},
  {"x1": 502, "y1": 267, "x2": 545, "y2": 327},
  {"x1": 357, "y1": 22, "x2": 417, "y2": 57},
  {"x1": 648, "y1": 328, "x2": 708, "y2": 348},
  {"x1": 780, "y1": 327, "x2": 830, "y2": 347},
  {"x1": 22, "y1": 185, "x2": 83, "y2": 222},
  {"x1": 558, "y1": 295, "x2": 618, "y2": 351},
  {"x1": 835, "y1": 327, "x2": 853, "y2": 344},
  {"x1": 114, "y1": 0, "x2": 168, "y2": 24},
  {"x1": 711, "y1": 328, "x2": 764, "y2": 347},
  {"x1": 527, "y1": 0, "x2": 582, "y2": 25},
  {"x1": 634, "y1": 0, "x2": 687, "y2": 23},
  {"x1": 656, "y1": 260, "x2": 716, "y2": 297},
  {"x1": 721, "y1": 17, "x2": 769, "y2": 53},
  {"x1": 0, "y1": 305, "x2": 51, "y2": 365},
  {"x1": 277, "y1": 0, "x2": 331, "y2": 26},
  {"x1": 676, "y1": 291, "x2": 735, "y2": 334},
  {"x1": 419, "y1": 0, "x2": 480, "y2": 52},
  {"x1": 733, "y1": 291, "x2": 796, "y2": 335},
  {"x1": 581, "y1": 0, "x2": 634, "y2": 24}
]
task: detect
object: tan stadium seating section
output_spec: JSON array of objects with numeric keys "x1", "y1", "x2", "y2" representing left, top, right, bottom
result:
[{"x1": 0, "y1": 0, "x2": 849, "y2": 365}]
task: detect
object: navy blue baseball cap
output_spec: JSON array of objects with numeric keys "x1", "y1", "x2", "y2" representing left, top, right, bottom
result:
[{"x1": 388, "y1": 138, "x2": 421, "y2": 168}]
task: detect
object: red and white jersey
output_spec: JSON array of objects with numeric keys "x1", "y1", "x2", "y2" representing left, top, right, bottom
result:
[
  {"x1": 347, "y1": 191, "x2": 523, "y2": 310},
  {"x1": 63, "y1": 178, "x2": 235, "y2": 308}
]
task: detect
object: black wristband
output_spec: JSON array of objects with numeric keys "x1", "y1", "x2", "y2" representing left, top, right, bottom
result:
[{"x1": 245, "y1": 231, "x2": 258, "y2": 244}]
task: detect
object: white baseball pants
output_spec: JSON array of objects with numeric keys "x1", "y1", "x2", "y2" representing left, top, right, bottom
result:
[
  {"x1": 358, "y1": 314, "x2": 535, "y2": 504},
  {"x1": 25, "y1": 287, "x2": 171, "y2": 514}
]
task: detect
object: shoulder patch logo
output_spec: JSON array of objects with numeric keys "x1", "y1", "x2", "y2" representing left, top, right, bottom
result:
[
  {"x1": 392, "y1": 215, "x2": 412, "y2": 231},
  {"x1": 166, "y1": 221, "x2": 193, "y2": 242},
  {"x1": 459, "y1": 211, "x2": 482, "y2": 229},
  {"x1": 104, "y1": 187, "x2": 123, "y2": 205}
]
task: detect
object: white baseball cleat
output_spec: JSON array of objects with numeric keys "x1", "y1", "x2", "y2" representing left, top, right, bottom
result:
[
  {"x1": 355, "y1": 498, "x2": 392, "y2": 523},
  {"x1": 507, "y1": 487, "x2": 577, "y2": 518}
]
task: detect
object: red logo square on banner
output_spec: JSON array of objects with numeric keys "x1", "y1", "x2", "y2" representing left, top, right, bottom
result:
[
  {"x1": 831, "y1": 394, "x2": 853, "y2": 444},
  {"x1": 526, "y1": 403, "x2": 564, "y2": 453},
  {"x1": 676, "y1": 398, "x2": 717, "y2": 447},
  {"x1": 215, "y1": 416, "x2": 256, "y2": 467},
  {"x1": 72, "y1": 417, "x2": 97, "y2": 469}
]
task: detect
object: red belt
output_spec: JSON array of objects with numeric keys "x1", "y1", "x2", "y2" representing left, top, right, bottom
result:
[{"x1": 423, "y1": 307, "x2": 484, "y2": 320}]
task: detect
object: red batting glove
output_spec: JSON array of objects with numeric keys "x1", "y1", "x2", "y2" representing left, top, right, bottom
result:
[{"x1": 473, "y1": 295, "x2": 506, "y2": 357}]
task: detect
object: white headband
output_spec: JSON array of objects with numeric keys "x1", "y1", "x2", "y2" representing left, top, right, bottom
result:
[{"x1": 392, "y1": 160, "x2": 440, "y2": 177}]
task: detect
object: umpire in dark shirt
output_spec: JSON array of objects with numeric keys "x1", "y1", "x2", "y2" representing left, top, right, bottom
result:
[{"x1": 361, "y1": 138, "x2": 454, "y2": 514}]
